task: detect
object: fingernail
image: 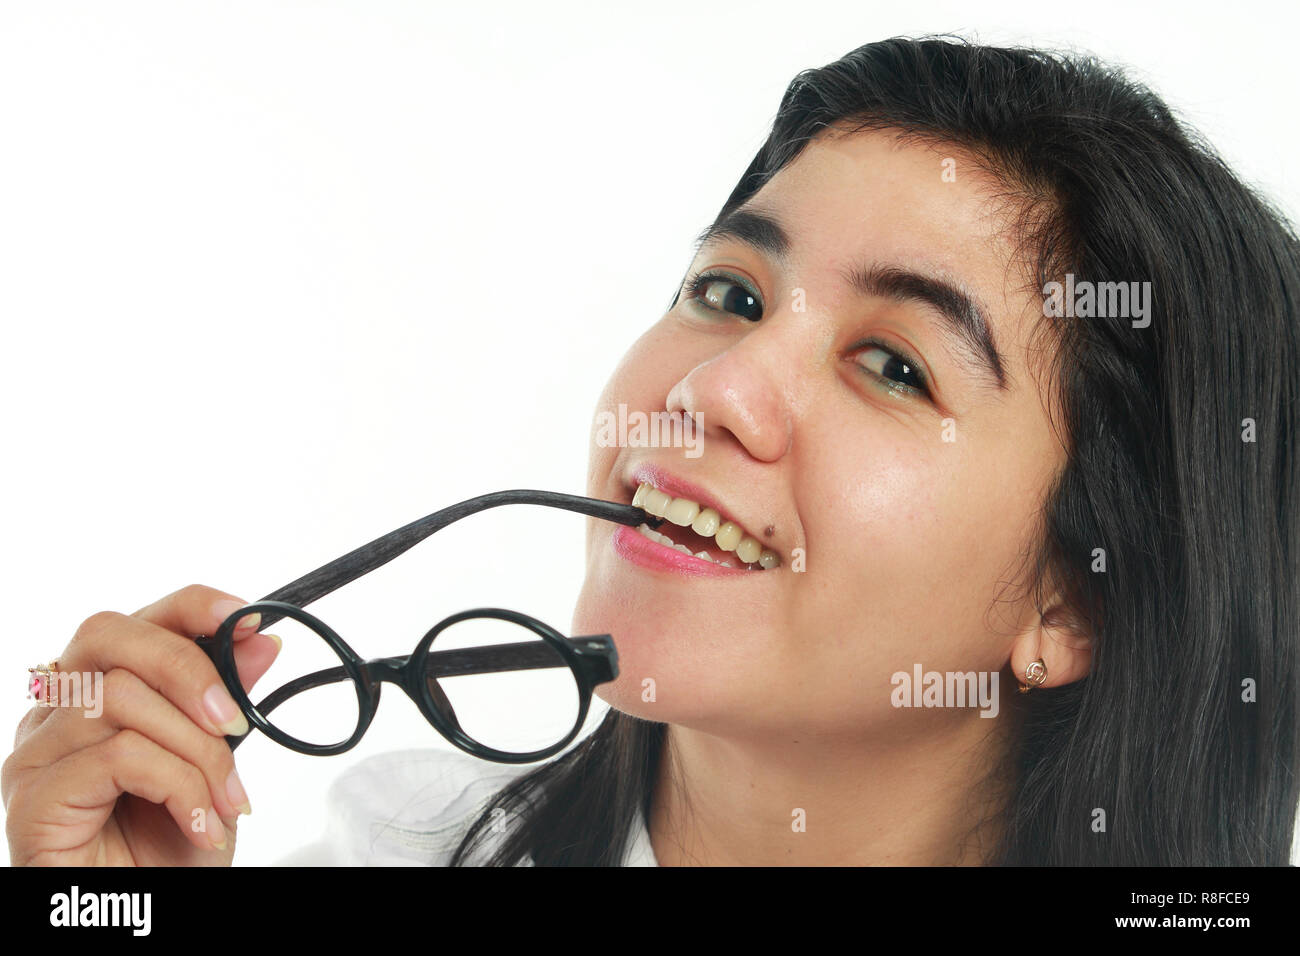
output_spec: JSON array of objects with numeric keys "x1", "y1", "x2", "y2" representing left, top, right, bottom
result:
[
  {"x1": 234, "y1": 611, "x2": 261, "y2": 633},
  {"x1": 226, "y1": 768, "x2": 252, "y2": 816},
  {"x1": 211, "y1": 598, "x2": 249, "y2": 629},
  {"x1": 203, "y1": 684, "x2": 249, "y2": 736},
  {"x1": 207, "y1": 810, "x2": 228, "y2": 850},
  {"x1": 264, "y1": 633, "x2": 282, "y2": 654}
]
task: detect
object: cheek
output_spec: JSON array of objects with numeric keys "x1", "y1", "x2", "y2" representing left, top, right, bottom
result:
[
  {"x1": 585, "y1": 325, "x2": 673, "y2": 467},
  {"x1": 791, "y1": 435, "x2": 1031, "y2": 687},
  {"x1": 584, "y1": 336, "x2": 649, "y2": 489},
  {"x1": 599, "y1": 320, "x2": 679, "y2": 400}
]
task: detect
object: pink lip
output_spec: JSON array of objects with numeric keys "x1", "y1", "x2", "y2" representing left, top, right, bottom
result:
[
  {"x1": 611, "y1": 524, "x2": 752, "y2": 577},
  {"x1": 611, "y1": 462, "x2": 770, "y2": 578}
]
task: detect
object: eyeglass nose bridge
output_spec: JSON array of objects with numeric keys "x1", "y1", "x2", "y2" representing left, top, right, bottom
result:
[
  {"x1": 357, "y1": 655, "x2": 467, "y2": 736},
  {"x1": 358, "y1": 655, "x2": 409, "y2": 687}
]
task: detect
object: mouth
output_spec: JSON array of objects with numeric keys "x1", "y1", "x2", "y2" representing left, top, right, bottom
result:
[{"x1": 622, "y1": 468, "x2": 781, "y2": 572}]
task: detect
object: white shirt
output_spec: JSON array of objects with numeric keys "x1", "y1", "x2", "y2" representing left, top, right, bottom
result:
[{"x1": 276, "y1": 747, "x2": 659, "y2": 866}]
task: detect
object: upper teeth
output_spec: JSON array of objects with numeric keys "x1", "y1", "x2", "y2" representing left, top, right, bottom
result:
[{"x1": 632, "y1": 482, "x2": 780, "y2": 570}]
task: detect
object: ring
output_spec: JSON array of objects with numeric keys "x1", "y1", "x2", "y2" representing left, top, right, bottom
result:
[{"x1": 27, "y1": 659, "x2": 59, "y2": 706}]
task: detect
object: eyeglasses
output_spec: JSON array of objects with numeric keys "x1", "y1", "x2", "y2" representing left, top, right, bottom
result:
[{"x1": 195, "y1": 490, "x2": 660, "y2": 764}]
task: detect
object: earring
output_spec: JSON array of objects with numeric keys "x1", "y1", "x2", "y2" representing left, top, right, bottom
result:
[{"x1": 1017, "y1": 659, "x2": 1047, "y2": 693}]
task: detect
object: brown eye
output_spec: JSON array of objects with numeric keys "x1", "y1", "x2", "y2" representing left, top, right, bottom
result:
[
  {"x1": 684, "y1": 270, "x2": 764, "y2": 321},
  {"x1": 855, "y1": 344, "x2": 930, "y2": 397}
]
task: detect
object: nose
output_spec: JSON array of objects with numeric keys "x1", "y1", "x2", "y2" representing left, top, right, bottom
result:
[{"x1": 665, "y1": 329, "x2": 794, "y2": 463}]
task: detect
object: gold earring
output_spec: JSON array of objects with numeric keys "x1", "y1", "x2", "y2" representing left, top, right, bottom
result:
[{"x1": 1017, "y1": 658, "x2": 1047, "y2": 693}]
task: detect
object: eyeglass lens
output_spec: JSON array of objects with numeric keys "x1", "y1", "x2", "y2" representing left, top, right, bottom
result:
[
  {"x1": 426, "y1": 615, "x2": 583, "y2": 754},
  {"x1": 231, "y1": 608, "x2": 585, "y2": 754}
]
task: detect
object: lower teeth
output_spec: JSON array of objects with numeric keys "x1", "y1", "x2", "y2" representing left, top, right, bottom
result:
[{"x1": 636, "y1": 523, "x2": 747, "y2": 569}]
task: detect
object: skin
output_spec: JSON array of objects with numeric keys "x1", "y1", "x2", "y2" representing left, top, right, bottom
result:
[
  {"x1": 3, "y1": 584, "x2": 280, "y2": 865},
  {"x1": 1, "y1": 126, "x2": 1094, "y2": 869},
  {"x1": 572, "y1": 126, "x2": 1093, "y2": 865}
]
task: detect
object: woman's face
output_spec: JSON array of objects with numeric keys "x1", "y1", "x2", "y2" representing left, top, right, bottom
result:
[{"x1": 572, "y1": 127, "x2": 1066, "y2": 741}]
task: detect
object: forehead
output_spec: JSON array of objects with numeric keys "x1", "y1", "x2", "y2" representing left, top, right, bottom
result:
[
  {"x1": 757, "y1": 128, "x2": 1022, "y2": 269},
  {"x1": 734, "y1": 128, "x2": 1044, "y2": 364}
]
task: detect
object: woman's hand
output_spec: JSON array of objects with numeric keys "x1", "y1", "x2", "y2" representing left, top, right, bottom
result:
[{"x1": 2, "y1": 584, "x2": 281, "y2": 866}]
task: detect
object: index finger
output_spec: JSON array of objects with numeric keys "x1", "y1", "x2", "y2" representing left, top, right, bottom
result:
[
  {"x1": 21, "y1": 584, "x2": 256, "y2": 738},
  {"x1": 130, "y1": 583, "x2": 262, "y2": 642}
]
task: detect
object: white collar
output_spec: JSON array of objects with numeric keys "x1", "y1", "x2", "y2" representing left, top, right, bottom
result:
[{"x1": 280, "y1": 746, "x2": 659, "y2": 866}]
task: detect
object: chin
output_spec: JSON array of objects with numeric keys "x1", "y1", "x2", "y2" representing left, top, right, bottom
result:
[
  {"x1": 573, "y1": 568, "x2": 746, "y2": 728},
  {"x1": 594, "y1": 679, "x2": 660, "y2": 721}
]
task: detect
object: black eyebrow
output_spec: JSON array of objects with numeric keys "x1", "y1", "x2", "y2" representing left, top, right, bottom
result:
[
  {"x1": 694, "y1": 206, "x2": 792, "y2": 260},
  {"x1": 839, "y1": 264, "x2": 1008, "y2": 390},
  {"x1": 692, "y1": 205, "x2": 1009, "y2": 391}
]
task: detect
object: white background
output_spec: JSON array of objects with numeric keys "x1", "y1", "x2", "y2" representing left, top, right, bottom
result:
[{"x1": 2, "y1": 0, "x2": 1298, "y2": 865}]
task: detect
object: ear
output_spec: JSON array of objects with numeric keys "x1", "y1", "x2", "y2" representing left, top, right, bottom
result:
[{"x1": 1008, "y1": 598, "x2": 1092, "y2": 690}]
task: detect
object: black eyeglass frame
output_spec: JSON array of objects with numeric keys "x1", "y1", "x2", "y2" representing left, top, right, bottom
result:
[{"x1": 194, "y1": 489, "x2": 661, "y2": 764}]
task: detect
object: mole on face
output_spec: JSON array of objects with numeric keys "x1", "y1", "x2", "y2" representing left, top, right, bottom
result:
[{"x1": 764, "y1": 525, "x2": 775, "y2": 539}]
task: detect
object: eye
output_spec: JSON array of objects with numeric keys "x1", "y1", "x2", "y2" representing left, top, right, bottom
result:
[
  {"x1": 854, "y1": 340, "x2": 931, "y2": 399},
  {"x1": 682, "y1": 269, "x2": 764, "y2": 321}
]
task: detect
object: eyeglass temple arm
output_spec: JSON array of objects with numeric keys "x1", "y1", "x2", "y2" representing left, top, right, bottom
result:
[{"x1": 248, "y1": 491, "x2": 662, "y2": 631}]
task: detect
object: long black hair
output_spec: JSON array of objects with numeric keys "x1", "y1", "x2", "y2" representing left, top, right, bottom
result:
[{"x1": 451, "y1": 36, "x2": 1300, "y2": 866}]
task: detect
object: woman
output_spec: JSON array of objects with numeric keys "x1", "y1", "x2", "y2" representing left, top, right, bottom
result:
[{"x1": 6, "y1": 36, "x2": 1298, "y2": 866}]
